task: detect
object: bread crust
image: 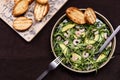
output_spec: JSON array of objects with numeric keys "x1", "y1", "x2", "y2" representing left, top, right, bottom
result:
[
  {"x1": 13, "y1": 0, "x2": 29, "y2": 17},
  {"x1": 36, "y1": 0, "x2": 48, "y2": 4},
  {"x1": 66, "y1": 7, "x2": 86, "y2": 24},
  {"x1": 14, "y1": 0, "x2": 34, "y2": 5},
  {"x1": 14, "y1": 0, "x2": 21, "y2": 4},
  {"x1": 84, "y1": 8, "x2": 96, "y2": 24},
  {"x1": 13, "y1": 17, "x2": 33, "y2": 31},
  {"x1": 34, "y1": 2, "x2": 49, "y2": 21}
]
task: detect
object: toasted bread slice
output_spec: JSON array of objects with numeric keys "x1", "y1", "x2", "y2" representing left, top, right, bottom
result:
[
  {"x1": 13, "y1": 0, "x2": 29, "y2": 17},
  {"x1": 66, "y1": 7, "x2": 86, "y2": 24},
  {"x1": 36, "y1": 0, "x2": 48, "y2": 4},
  {"x1": 34, "y1": 2, "x2": 49, "y2": 21},
  {"x1": 14, "y1": 0, "x2": 34, "y2": 5},
  {"x1": 14, "y1": 0, "x2": 21, "y2": 4},
  {"x1": 13, "y1": 17, "x2": 33, "y2": 31},
  {"x1": 84, "y1": 8, "x2": 96, "y2": 24}
]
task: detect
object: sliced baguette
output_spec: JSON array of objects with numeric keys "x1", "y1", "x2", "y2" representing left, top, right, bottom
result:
[
  {"x1": 13, "y1": 17, "x2": 33, "y2": 31},
  {"x1": 14, "y1": 0, "x2": 34, "y2": 5},
  {"x1": 66, "y1": 7, "x2": 86, "y2": 24},
  {"x1": 84, "y1": 8, "x2": 96, "y2": 24},
  {"x1": 34, "y1": 2, "x2": 49, "y2": 21},
  {"x1": 13, "y1": 0, "x2": 29, "y2": 17},
  {"x1": 14, "y1": 0, "x2": 21, "y2": 4},
  {"x1": 36, "y1": 0, "x2": 48, "y2": 4}
]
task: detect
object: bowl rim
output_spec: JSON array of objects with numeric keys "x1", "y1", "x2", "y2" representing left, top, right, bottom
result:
[{"x1": 50, "y1": 9, "x2": 116, "y2": 73}]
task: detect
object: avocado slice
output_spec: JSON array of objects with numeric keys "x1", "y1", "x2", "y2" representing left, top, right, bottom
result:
[
  {"x1": 62, "y1": 24, "x2": 75, "y2": 32},
  {"x1": 96, "y1": 54, "x2": 106, "y2": 62},
  {"x1": 59, "y1": 43, "x2": 68, "y2": 55},
  {"x1": 71, "y1": 53, "x2": 81, "y2": 62},
  {"x1": 94, "y1": 34, "x2": 99, "y2": 41},
  {"x1": 85, "y1": 34, "x2": 100, "y2": 44},
  {"x1": 85, "y1": 38, "x2": 96, "y2": 44}
]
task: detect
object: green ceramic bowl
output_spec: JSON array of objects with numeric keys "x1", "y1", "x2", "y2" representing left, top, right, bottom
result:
[{"x1": 51, "y1": 9, "x2": 116, "y2": 73}]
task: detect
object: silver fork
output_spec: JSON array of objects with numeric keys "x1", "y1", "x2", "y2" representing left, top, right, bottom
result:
[{"x1": 36, "y1": 56, "x2": 62, "y2": 80}]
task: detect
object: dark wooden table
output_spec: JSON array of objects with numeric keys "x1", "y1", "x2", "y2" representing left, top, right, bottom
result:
[{"x1": 0, "y1": 0, "x2": 120, "y2": 80}]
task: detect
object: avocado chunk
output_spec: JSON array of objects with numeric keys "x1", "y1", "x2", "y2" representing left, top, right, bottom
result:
[
  {"x1": 85, "y1": 38, "x2": 95, "y2": 44},
  {"x1": 85, "y1": 34, "x2": 100, "y2": 44},
  {"x1": 59, "y1": 43, "x2": 68, "y2": 55},
  {"x1": 96, "y1": 54, "x2": 106, "y2": 62},
  {"x1": 71, "y1": 53, "x2": 81, "y2": 62},
  {"x1": 62, "y1": 24, "x2": 75, "y2": 32},
  {"x1": 94, "y1": 34, "x2": 99, "y2": 41}
]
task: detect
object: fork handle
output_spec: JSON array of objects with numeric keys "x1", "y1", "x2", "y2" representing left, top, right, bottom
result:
[{"x1": 36, "y1": 70, "x2": 49, "y2": 80}]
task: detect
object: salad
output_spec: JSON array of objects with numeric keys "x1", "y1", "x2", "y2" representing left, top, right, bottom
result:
[{"x1": 52, "y1": 17, "x2": 112, "y2": 71}]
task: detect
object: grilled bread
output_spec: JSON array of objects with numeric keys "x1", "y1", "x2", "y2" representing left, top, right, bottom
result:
[
  {"x1": 84, "y1": 8, "x2": 96, "y2": 24},
  {"x1": 34, "y1": 2, "x2": 49, "y2": 21},
  {"x1": 13, "y1": 0, "x2": 29, "y2": 17},
  {"x1": 66, "y1": 7, "x2": 86, "y2": 24},
  {"x1": 14, "y1": 0, "x2": 21, "y2": 4},
  {"x1": 14, "y1": 0, "x2": 34, "y2": 4},
  {"x1": 36, "y1": 0, "x2": 48, "y2": 4},
  {"x1": 13, "y1": 17, "x2": 33, "y2": 31}
]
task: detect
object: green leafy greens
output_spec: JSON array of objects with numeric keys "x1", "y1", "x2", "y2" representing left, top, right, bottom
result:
[{"x1": 53, "y1": 18, "x2": 112, "y2": 71}]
